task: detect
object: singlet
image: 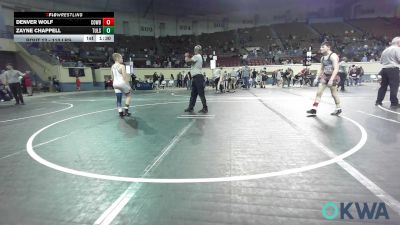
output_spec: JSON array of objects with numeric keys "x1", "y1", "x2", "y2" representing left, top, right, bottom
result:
[
  {"x1": 111, "y1": 64, "x2": 124, "y2": 84},
  {"x1": 321, "y1": 53, "x2": 334, "y2": 75}
]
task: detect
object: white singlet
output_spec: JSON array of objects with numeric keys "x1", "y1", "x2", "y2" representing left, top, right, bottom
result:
[{"x1": 112, "y1": 64, "x2": 131, "y2": 94}]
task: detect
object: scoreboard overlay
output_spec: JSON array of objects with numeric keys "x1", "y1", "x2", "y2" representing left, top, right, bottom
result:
[{"x1": 14, "y1": 12, "x2": 114, "y2": 42}]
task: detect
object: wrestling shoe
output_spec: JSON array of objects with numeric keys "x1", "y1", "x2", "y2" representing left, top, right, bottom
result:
[
  {"x1": 124, "y1": 108, "x2": 131, "y2": 117},
  {"x1": 198, "y1": 107, "x2": 208, "y2": 113},
  {"x1": 330, "y1": 108, "x2": 342, "y2": 116},
  {"x1": 306, "y1": 109, "x2": 317, "y2": 115},
  {"x1": 184, "y1": 108, "x2": 194, "y2": 113}
]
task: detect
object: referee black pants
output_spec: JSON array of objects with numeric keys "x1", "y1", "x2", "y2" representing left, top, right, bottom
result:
[
  {"x1": 188, "y1": 74, "x2": 207, "y2": 109},
  {"x1": 214, "y1": 77, "x2": 220, "y2": 91},
  {"x1": 376, "y1": 67, "x2": 399, "y2": 105},
  {"x1": 338, "y1": 72, "x2": 347, "y2": 91},
  {"x1": 9, "y1": 83, "x2": 24, "y2": 104}
]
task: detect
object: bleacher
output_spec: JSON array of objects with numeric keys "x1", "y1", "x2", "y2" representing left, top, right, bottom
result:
[
  {"x1": 272, "y1": 22, "x2": 320, "y2": 50},
  {"x1": 159, "y1": 35, "x2": 194, "y2": 55},
  {"x1": 238, "y1": 26, "x2": 280, "y2": 51},
  {"x1": 198, "y1": 30, "x2": 236, "y2": 55},
  {"x1": 349, "y1": 18, "x2": 399, "y2": 39},
  {"x1": 311, "y1": 22, "x2": 361, "y2": 37},
  {"x1": 216, "y1": 56, "x2": 240, "y2": 67}
]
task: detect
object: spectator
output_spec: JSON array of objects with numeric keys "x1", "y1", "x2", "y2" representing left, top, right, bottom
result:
[
  {"x1": 24, "y1": 71, "x2": 33, "y2": 96},
  {"x1": 242, "y1": 65, "x2": 250, "y2": 89},
  {"x1": 131, "y1": 73, "x2": 137, "y2": 89},
  {"x1": 361, "y1": 55, "x2": 368, "y2": 62},
  {"x1": 53, "y1": 77, "x2": 60, "y2": 92},
  {"x1": 76, "y1": 76, "x2": 81, "y2": 91},
  {"x1": 159, "y1": 73, "x2": 164, "y2": 86}
]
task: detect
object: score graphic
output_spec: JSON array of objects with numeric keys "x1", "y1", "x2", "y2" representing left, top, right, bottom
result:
[
  {"x1": 14, "y1": 12, "x2": 115, "y2": 43},
  {"x1": 102, "y1": 18, "x2": 114, "y2": 35}
]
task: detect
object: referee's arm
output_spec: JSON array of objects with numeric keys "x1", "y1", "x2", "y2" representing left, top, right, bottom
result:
[{"x1": 184, "y1": 53, "x2": 197, "y2": 65}]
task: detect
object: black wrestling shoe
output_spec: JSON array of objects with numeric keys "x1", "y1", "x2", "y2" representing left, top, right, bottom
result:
[
  {"x1": 124, "y1": 109, "x2": 131, "y2": 117},
  {"x1": 119, "y1": 111, "x2": 124, "y2": 118},
  {"x1": 198, "y1": 107, "x2": 208, "y2": 113},
  {"x1": 375, "y1": 102, "x2": 382, "y2": 106},
  {"x1": 306, "y1": 109, "x2": 317, "y2": 114},
  {"x1": 390, "y1": 104, "x2": 399, "y2": 108},
  {"x1": 184, "y1": 108, "x2": 194, "y2": 113},
  {"x1": 330, "y1": 109, "x2": 342, "y2": 116}
]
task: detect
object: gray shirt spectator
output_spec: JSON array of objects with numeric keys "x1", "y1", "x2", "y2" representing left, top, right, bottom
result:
[
  {"x1": 242, "y1": 66, "x2": 250, "y2": 77},
  {"x1": 3, "y1": 69, "x2": 24, "y2": 84}
]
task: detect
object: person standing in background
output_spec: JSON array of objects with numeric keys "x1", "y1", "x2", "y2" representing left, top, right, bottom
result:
[
  {"x1": 242, "y1": 65, "x2": 250, "y2": 89},
  {"x1": 75, "y1": 76, "x2": 81, "y2": 91},
  {"x1": 24, "y1": 71, "x2": 33, "y2": 96},
  {"x1": 170, "y1": 74, "x2": 175, "y2": 87},
  {"x1": 3, "y1": 63, "x2": 24, "y2": 105},
  {"x1": 130, "y1": 73, "x2": 137, "y2": 90},
  {"x1": 159, "y1": 73, "x2": 165, "y2": 88},
  {"x1": 376, "y1": 37, "x2": 400, "y2": 108},
  {"x1": 338, "y1": 57, "x2": 347, "y2": 92},
  {"x1": 228, "y1": 68, "x2": 237, "y2": 92},
  {"x1": 251, "y1": 69, "x2": 257, "y2": 88},
  {"x1": 214, "y1": 67, "x2": 222, "y2": 93}
]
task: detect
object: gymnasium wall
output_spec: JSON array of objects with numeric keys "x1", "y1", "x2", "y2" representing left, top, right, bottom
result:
[{"x1": 0, "y1": 38, "x2": 16, "y2": 52}]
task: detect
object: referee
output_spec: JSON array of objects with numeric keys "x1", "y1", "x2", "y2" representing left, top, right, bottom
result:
[
  {"x1": 4, "y1": 63, "x2": 25, "y2": 105},
  {"x1": 184, "y1": 45, "x2": 208, "y2": 113},
  {"x1": 376, "y1": 37, "x2": 400, "y2": 108}
]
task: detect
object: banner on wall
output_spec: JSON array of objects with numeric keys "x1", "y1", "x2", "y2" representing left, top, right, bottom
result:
[{"x1": 68, "y1": 68, "x2": 85, "y2": 77}]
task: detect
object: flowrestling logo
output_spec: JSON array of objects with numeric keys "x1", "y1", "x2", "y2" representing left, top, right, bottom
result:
[{"x1": 322, "y1": 202, "x2": 390, "y2": 220}]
